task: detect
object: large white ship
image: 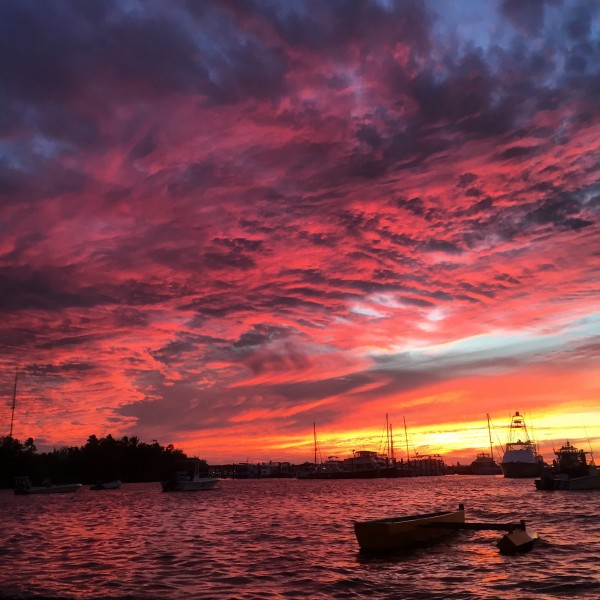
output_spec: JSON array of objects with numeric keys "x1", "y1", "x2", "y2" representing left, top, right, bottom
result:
[{"x1": 500, "y1": 412, "x2": 545, "y2": 478}]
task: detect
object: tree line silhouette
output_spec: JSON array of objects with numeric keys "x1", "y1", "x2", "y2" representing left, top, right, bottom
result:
[{"x1": 0, "y1": 434, "x2": 208, "y2": 488}]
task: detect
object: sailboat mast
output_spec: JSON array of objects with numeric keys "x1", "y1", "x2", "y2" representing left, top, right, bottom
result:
[
  {"x1": 9, "y1": 369, "x2": 18, "y2": 438},
  {"x1": 313, "y1": 422, "x2": 317, "y2": 465},
  {"x1": 390, "y1": 423, "x2": 394, "y2": 460},
  {"x1": 403, "y1": 416, "x2": 410, "y2": 460},
  {"x1": 487, "y1": 413, "x2": 494, "y2": 459},
  {"x1": 385, "y1": 413, "x2": 389, "y2": 461}
]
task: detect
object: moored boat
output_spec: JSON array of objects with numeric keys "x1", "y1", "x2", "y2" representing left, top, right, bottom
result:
[
  {"x1": 354, "y1": 504, "x2": 537, "y2": 555},
  {"x1": 535, "y1": 441, "x2": 600, "y2": 491},
  {"x1": 14, "y1": 476, "x2": 82, "y2": 495},
  {"x1": 298, "y1": 451, "x2": 414, "y2": 479},
  {"x1": 298, "y1": 417, "x2": 417, "y2": 479},
  {"x1": 162, "y1": 475, "x2": 220, "y2": 491},
  {"x1": 472, "y1": 414, "x2": 502, "y2": 474},
  {"x1": 342, "y1": 450, "x2": 411, "y2": 478},
  {"x1": 161, "y1": 461, "x2": 220, "y2": 491},
  {"x1": 90, "y1": 479, "x2": 122, "y2": 490},
  {"x1": 471, "y1": 452, "x2": 502, "y2": 475},
  {"x1": 451, "y1": 453, "x2": 501, "y2": 475},
  {"x1": 451, "y1": 415, "x2": 502, "y2": 475},
  {"x1": 354, "y1": 505, "x2": 466, "y2": 551},
  {"x1": 297, "y1": 455, "x2": 351, "y2": 479},
  {"x1": 500, "y1": 412, "x2": 545, "y2": 478}
]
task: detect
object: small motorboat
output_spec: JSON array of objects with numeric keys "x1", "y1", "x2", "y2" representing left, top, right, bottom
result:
[
  {"x1": 90, "y1": 480, "x2": 122, "y2": 490},
  {"x1": 14, "y1": 476, "x2": 82, "y2": 495},
  {"x1": 161, "y1": 460, "x2": 220, "y2": 492}
]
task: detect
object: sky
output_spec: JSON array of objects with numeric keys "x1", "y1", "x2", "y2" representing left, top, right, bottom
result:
[{"x1": 1, "y1": 0, "x2": 599, "y2": 465}]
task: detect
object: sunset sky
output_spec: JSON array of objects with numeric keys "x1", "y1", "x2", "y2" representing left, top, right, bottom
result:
[{"x1": 1, "y1": 0, "x2": 599, "y2": 465}]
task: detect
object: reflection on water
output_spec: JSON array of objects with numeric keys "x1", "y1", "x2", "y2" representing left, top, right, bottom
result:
[{"x1": 1, "y1": 477, "x2": 599, "y2": 599}]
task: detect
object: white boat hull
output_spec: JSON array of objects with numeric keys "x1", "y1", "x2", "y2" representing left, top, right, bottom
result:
[
  {"x1": 536, "y1": 472, "x2": 600, "y2": 491},
  {"x1": 565, "y1": 475, "x2": 600, "y2": 490},
  {"x1": 177, "y1": 478, "x2": 220, "y2": 491},
  {"x1": 26, "y1": 484, "x2": 82, "y2": 494},
  {"x1": 501, "y1": 461, "x2": 543, "y2": 478},
  {"x1": 14, "y1": 481, "x2": 82, "y2": 495},
  {"x1": 501, "y1": 412, "x2": 545, "y2": 478},
  {"x1": 90, "y1": 480, "x2": 122, "y2": 490},
  {"x1": 162, "y1": 477, "x2": 220, "y2": 492}
]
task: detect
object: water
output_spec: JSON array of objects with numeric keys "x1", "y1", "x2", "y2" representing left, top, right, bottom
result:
[{"x1": 1, "y1": 477, "x2": 599, "y2": 599}]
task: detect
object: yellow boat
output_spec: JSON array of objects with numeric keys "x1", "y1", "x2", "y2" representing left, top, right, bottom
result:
[{"x1": 354, "y1": 504, "x2": 466, "y2": 551}]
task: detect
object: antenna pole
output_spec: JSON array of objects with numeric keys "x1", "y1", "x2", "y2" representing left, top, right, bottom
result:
[
  {"x1": 385, "y1": 413, "x2": 389, "y2": 463},
  {"x1": 9, "y1": 369, "x2": 18, "y2": 438},
  {"x1": 528, "y1": 413, "x2": 536, "y2": 448},
  {"x1": 583, "y1": 423, "x2": 595, "y2": 464},
  {"x1": 487, "y1": 413, "x2": 494, "y2": 459}
]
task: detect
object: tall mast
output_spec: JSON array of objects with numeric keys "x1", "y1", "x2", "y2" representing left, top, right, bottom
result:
[
  {"x1": 583, "y1": 423, "x2": 595, "y2": 464},
  {"x1": 487, "y1": 413, "x2": 494, "y2": 459},
  {"x1": 403, "y1": 416, "x2": 410, "y2": 460},
  {"x1": 390, "y1": 422, "x2": 395, "y2": 460},
  {"x1": 313, "y1": 422, "x2": 317, "y2": 465},
  {"x1": 9, "y1": 369, "x2": 18, "y2": 438},
  {"x1": 529, "y1": 414, "x2": 538, "y2": 452},
  {"x1": 385, "y1": 413, "x2": 389, "y2": 460}
]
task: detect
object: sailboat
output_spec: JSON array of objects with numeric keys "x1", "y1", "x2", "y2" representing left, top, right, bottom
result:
[
  {"x1": 343, "y1": 414, "x2": 407, "y2": 478},
  {"x1": 296, "y1": 423, "x2": 348, "y2": 479},
  {"x1": 9, "y1": 369, "x2": 17, "y2": 438},
  {"x1": 470, "y1": 415, "x2": 502, "y2": 475},
  {"x1": 500, "y1": 412, "x2": 545, "y2": 478},
  {"x1": 297, "y1": 417, "x2": 412, "y2": 479}
]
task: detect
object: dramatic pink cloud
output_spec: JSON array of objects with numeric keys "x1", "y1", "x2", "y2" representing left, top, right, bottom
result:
[{"x1": 1, "y1": 0, "x2": 599, "y2": 464}]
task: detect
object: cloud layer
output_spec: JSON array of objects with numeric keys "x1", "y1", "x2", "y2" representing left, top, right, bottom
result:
[{"x1": 1, "y1": 0, "x2": 599, "y2": 462}]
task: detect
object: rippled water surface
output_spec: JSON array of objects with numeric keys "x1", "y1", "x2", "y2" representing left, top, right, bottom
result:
[{"x1": 1, "y1": 477, "x2": 599, "y2": 599}]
